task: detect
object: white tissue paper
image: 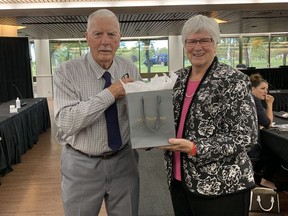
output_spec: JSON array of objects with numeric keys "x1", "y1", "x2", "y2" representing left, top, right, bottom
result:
[
  {"x1": 123, "y1": 72, "x2": 178, "y2": 93},
  {"x1": 272, "y1": 124, "x2": 288, "y2": 131}
]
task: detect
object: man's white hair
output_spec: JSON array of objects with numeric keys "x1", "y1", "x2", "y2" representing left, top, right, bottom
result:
[{"x1": 86, "y1": 9, "x2": 120, "y2": 32}]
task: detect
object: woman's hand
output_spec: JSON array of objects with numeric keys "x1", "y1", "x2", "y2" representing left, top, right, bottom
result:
[
  {"x1": 265, "y1": 94, "x2": 274, "y2": 127},
  {"x1": 159, "y1": 138, "x2": 196, "y2": 155},
  {"x1": 265, "y1": 94, "x2": 274, "y2": 105}
]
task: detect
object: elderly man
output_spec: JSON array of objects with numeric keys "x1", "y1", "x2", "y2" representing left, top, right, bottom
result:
[{"x1": 53, "y1": 9, "x2": 141, "y2": 216}]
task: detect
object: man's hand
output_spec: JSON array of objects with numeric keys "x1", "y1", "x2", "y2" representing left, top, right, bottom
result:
[{"x1": 108, "y1": 77, "x2": 134, "y2": 99}]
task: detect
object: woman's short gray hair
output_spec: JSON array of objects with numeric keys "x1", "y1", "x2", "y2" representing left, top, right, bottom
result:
[
  {"x1": 181, "y1": 14, "x2": 221, "y2": 46},
  {"x1": 86, "y1": 9, "x2": 120, "y2": 32}
]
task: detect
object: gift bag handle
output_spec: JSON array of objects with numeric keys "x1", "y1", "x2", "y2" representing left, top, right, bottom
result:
[
  {"x1": 140, "y1": 95, "x2": 161, "y2": 131},
  {"x1": 256, "y1": 195, "x2": 275, "y2": 212}
]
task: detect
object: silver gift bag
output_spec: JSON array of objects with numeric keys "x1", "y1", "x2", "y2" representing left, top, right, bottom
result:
[{"x1": 126, "y1": 89, "x2": 175, "y2": 149}]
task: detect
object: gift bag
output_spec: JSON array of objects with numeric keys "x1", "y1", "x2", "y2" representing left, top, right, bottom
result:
[
  {"x1": 126, "y1": 89, "x2": 175, "y2": 149},
  {"x1": 249, "y1": 187, "x2": 280, "y2": 214}
]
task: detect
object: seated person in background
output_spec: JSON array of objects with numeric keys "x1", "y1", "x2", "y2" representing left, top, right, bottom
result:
[{"x1": 249, "y1": 73, "x2": 278, "y2": 190}]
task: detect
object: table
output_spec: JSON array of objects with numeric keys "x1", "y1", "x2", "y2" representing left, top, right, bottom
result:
[
  {"x1": 0, "y1": 98, "x2": 51, "y2": 176},
  {"x1": 260, "y1": 112, "x2": 288, "y2": 164}
]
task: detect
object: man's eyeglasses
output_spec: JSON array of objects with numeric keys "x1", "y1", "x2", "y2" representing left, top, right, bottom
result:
[{"x1": 185, "y1": 38, "x2": 213, "y2": 47}]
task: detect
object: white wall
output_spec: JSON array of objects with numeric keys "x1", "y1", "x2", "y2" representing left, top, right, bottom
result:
[
  {"x1": 169, "y1": 35, "x2": 183, "y2": 73},
  {"x1": 34, "y1": 39, "x2": 53, "y2": 98}
]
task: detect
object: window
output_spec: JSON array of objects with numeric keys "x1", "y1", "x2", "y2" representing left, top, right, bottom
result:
[
  {"x1": 183, "y1": 52, "x2": 191, "y2": 68},
  {"x1": 139, "y1": 38, "x2": 168, "y2": 74},
  {"x1": 50, "y1": 41, "x2": 87, "y2": 74},
  {"x1": 117, "y1": 40, "x2": 139, "y2": 67},
  {"x1": 49, "y1": 38, "x2": 168, "y2": 78},
  {"x1": 47, "y1": 34, "x2": 288, "y2": 78},
  {"x1": 218, "y1": 37, "x2": 239, "y2": 68},
  {"x1": 242, "y1": 35, "x2": 269, "y2": 68},
  {"x1": 270, "y1": 35, "x2": 288, "y2": 68},
  {"x1": 29, "y1": 41, "x2": 36, "y2": 78}
]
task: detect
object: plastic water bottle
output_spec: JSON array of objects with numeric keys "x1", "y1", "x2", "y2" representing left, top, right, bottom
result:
[{"x1": 16, "y1": 97, "x2": 21, "y2": 108}]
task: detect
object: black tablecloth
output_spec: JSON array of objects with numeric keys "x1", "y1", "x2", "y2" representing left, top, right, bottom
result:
[
  {"x1": 260, "y1": 113, "x2": 288, "y2": 164},
  {"x1": 0, "y1": 98, "x2": 51, "y2": 176}
]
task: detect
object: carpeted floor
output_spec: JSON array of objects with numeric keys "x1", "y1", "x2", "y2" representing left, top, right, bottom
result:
[
  {"x1": 138, "y1": 148, "x2": 174, "y2": 216},
  {"x1": 137, "y1": 148, "x2": 288, "y2": 216}
]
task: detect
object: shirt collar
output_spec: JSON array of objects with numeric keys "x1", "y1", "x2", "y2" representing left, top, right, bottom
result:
[{"x1": 87, "y1": 52, "x2": 116, "y2": 80}]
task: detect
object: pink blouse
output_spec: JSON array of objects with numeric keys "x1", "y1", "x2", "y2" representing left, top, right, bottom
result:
[{"x1": 173, "y1": 80, "x2": 200, "y2": 180}]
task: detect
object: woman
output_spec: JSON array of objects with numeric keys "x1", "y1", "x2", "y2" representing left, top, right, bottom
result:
[
  {"x1": 161, "y1": 15, "x2": 258, "y2": 216},
  {"x1": 250, "y1": 73, "x2": 277, "y2": 190}
]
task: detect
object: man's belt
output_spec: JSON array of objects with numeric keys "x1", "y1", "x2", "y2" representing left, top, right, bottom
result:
[{"x1": 66, "y1": 143, "x2": 129, "y2": 159}]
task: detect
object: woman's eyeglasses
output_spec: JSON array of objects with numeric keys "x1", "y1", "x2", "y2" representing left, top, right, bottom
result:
[{"x1": 185, "y1": 38, "x2": 213, "y2": 47}]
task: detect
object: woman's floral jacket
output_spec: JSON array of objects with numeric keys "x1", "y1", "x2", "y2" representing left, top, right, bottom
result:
[{"x1": 164, "y1": 58, "x2": 258, "y2": 197}]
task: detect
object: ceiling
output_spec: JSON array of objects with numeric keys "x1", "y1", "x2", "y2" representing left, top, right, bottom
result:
[{"x1": 1, "y1": 0, "x2": 288, "y2": 40}]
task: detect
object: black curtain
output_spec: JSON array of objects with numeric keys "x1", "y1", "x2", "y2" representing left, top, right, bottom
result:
[
  {"x1": 240, "y1": 68, "x2": 288, "y2": 90},
  {"x1": 0, "y1": 37, "x2": 33, "y2": 103}
]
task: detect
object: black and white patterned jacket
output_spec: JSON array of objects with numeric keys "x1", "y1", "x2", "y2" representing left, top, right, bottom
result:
[{"x1": 164, "y1": 57, "x2": 258, "y2": 197}]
